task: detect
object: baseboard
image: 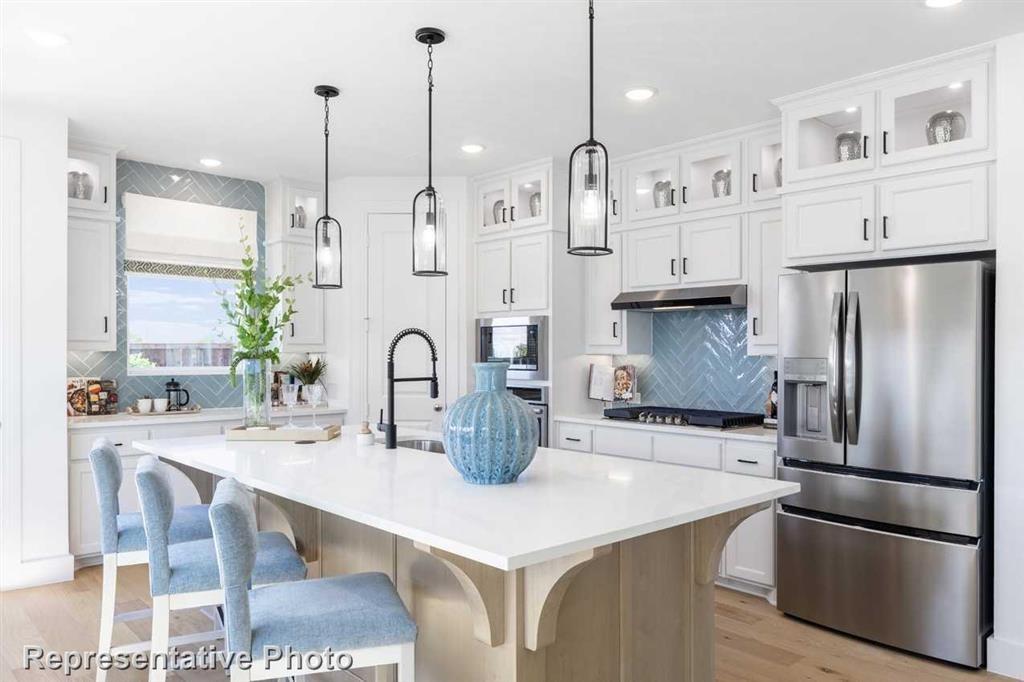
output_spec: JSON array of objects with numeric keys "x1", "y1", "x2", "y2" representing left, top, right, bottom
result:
[
  {"x1": 0, "y1": 553, "x2": 75, "y2": 591},
  {"x1": 74, "y1": 553, "x2": 103, "y2": 571},
  {"x1": 715, "y1": 575, "x2": 775, "y2": 602},
  {"x1": 987, "y1": 635, "x2": 1024, "y2": 679}
]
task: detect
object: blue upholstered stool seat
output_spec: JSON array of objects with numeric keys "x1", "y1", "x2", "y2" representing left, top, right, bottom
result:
[
  {"x1": 115, "y1": 504, "x2": 212, "y2": 553},
  {"x1": 166, "y1": 532, "x2": 306, "y2": 595},
  {"x1": 248, "y1": 572, "x2": 417, "y2": 655}
]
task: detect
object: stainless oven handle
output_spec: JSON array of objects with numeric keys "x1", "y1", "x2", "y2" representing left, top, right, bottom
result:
[{"x1": 828, "y1": 291, "x2": 844, "y2": 443}]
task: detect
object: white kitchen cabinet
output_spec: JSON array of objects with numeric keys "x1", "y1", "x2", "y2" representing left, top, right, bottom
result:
[
  {"x1": 608, "y1": 165, "x2": 624, "y2": 226},
  {"x1": 508, "y1": 165, "x2": 550, "y2": 230},
  {"x1": 723, "y1": 441, "x2": 776, "y2": 586},
  {"x1": 476, "y1": 177, "x2": 511, "y2": 236},
  {"x1": 879, "y1": 63, "x2": 988, "y2": 167},
  {"x1": 68, "y1": 141, "x2": 116, "y2": 215},
  {"x1": 784, "y1": 184, "x2": 876, "y2": 261},
  {"x1": 624, "y1": 224, "x2": 681, "y2": 290},
  {"x1": 747, "y1": 210, "x2": 783, "y2": 354},
  {"x1": 628, "y1": 154, "x2": 680, "y2": 221},
  {"x1": 653, "y1": 433, "x2": 723, "y2": 470},
  {"x1": 267, "y1": 241, "x2": 325, "y2": 351},
  {"x1": 475, "y1": 240, "x2": 512, "y2": 315},
  {"x1": 509, "y1": 234, "x2": 549, "y2": 312},
  {"x1": 681, "y1": 141, "x2": 742, "y2": 213},
  {"x1": 557, "y1": 423, "x2": 593, "y2": 453},
  {"x1": 68, "y1": 216, "x2": 117, "y2": 352},
  {"x1": 284, "y1": 183, "x2": 322, "y2": 241},
  {"x1": 783, "y1": 91, "x2": 876, "y2": 184},
  {"x1": 680, "y1": 215, "x2": 743, "y2": 285},
  {"x1": 593, "y1": 427, "x2": 652, "y2": 461},
  {"x1": 585, "y1": 234, "x2": 652, "y2": 355},
  {"x1": 878, "y1": 166, "x2": 988, "y2": 253},
  {"x1": 747, "y1": 130, "x2": 783, "y2": 202}
]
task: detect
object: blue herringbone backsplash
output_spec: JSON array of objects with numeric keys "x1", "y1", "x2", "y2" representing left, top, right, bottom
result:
[
  {"x1": 616, "y1": 309, "x2": 776, "y2": 414},
  {"x1": 66, "y1": 159, "x2": 266, "y2": 409}
]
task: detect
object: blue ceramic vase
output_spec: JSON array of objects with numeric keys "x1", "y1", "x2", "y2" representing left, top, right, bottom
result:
[{"x1": 442, "y1": 362, "x2": 539, "y2": 484}]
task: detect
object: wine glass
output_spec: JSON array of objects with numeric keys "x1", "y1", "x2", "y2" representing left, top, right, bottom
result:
[
  {"x1": 304, "y1": 383, "x2": 324, "y2": 429},
  {"x1": 281, "y1": 384, "x2": 300, "y2": 429}
]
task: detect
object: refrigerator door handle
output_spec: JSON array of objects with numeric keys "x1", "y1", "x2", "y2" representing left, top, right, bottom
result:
[
  {"x1": 845, "y1": 291, "x2": 861, "y2": 445},
  {"x1": 828, "y1": 292, "x2": 844, "y2": 443}
]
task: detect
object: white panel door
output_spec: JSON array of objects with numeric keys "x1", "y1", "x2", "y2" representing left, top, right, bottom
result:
[
  {"x1": 624, "y1": 224, "x2": 681, "y2": 290},
  {"x1": 282, "y1": 242, "x2": 325, "y2": 350},
  {"x1": 627, "y1": 154, "x2": 681, "y2": 221},
  {"x1": 680, "y1": 140, "x2": 743, "y2": 213},
  {"x1": 510, "y1": 234, "x2": 549, "y2": 312},
  {"x1": 68, "y1": 216, "x2": 116, "y2": 351},
  {"x1": 725, "y1": 504, "x2": 775, "y2": 586},
  {"x1": 476, "y1": 178, "x2": 511, "y2": 236},
  {"x1": 681, "y1": 215, "x2": 743, "y2": 285},
  {"x1": 475, "y1": 240, "x2": 512, "y2": 315},
  {"x1": 878, "y1": 166, "x2": 988, "y2": 252},
  {"x1": 367, "y1": 213, "x2": 447, "y2": 432},
  {"x1": 748, "y1": 210, "x2": 784, "y2": 352},
  {"x1": 784, "y1": 185, "x2": 876, "y2": 260},
  {"x1": 508, "y1": 165, "x2": 550, "y2": 230},
  {"x1": 783, "y1": 91, "x2": 876, "y2": 184},
  {"x1": 585, "y1": 233, "x2": 623, "y2": 350}
]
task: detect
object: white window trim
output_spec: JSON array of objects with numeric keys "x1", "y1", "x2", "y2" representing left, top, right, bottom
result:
[{"x1": 127, "y1": 365, "x2": 232, "y2": 377}]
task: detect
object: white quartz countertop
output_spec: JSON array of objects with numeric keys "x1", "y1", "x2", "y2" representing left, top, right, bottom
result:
[
  {"x1": 69, "y1": 405, "x2": 346, "y2": 430},
  {"x1": 134, "y1": 431, "x2": 798, "y2": 571},
  {"x1": 554, "y1": 414, "x2": 778, "y2": 444}
]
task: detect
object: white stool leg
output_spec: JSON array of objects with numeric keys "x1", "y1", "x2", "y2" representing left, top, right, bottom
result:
[
  {"x1": 148, "y1": 595, "x2": 170, "y2": 682},
  {"x1": 397, "y1": 643, "x2": 415, "y2": 682},
  {"x1": 96, "y1": 554, "x2": 117, "y2": 682}
]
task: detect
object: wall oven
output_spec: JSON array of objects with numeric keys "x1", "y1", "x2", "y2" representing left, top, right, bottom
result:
[
  {"x1": 508, "y1": 385, "x2": 548, "y2": 448},
  {"x1": 476, "y1": 316, "x2": 547, "y2": 381}
]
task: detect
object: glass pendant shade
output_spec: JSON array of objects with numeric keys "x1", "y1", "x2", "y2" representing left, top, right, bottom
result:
[
  {"x1": 568, "y1": 141, "x2": 611, "y2": 255},
  {"x1": 413, "y1": 187, "x2": 447, "y2": 276},
  {"x1": 314, "y1": 215, "x2": 342, "y2": 288}
]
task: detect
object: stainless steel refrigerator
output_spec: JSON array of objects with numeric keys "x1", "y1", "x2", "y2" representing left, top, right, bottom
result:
[{"x1": 776, "y1": 260, "x2": 993, "y2": 668}]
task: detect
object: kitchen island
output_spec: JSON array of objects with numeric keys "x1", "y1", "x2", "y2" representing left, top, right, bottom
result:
[{"x1": 134, "y1": 431, "x2": 798, "y2": 682}]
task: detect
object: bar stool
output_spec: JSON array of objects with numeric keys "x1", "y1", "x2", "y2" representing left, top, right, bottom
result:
[
  {"x1": 135, "y1": 456, "x2": 307, "y2": 682},
  {"x1": 88, "y1": 438, "x2": 216, "y2": 682},
  {"x1": 208, "y1": 477, "x2": 416, "y2": 681}
]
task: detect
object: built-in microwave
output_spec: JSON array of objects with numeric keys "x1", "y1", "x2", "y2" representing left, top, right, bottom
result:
[{"x1": 476, "y1": 316, "x2": 547, "y2": 381}]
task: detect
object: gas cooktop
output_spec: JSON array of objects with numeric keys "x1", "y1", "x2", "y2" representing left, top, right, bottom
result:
[{"x1": 603, "y1": 406, "x2": 765, "y2": 429}]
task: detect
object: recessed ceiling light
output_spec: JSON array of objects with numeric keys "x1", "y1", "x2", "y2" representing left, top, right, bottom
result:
[
  {"x1": 845, "y1": 106, "x2": 858, "y2": 113},
  {"x1": 925, "y1": 0, "x2": 961, "y2": 7},
  {"x1": 625, "y1": 87, "x2": 657, "y2": 102},
  {"x1": 461, "y1": 143, "x2": 485, "y2": 154},
  {"x1": 199, "y1": 158, "x2": 222, "y2": 168},
  {"x1": 26, "y1": 30, "x2": 70, "y2": 48},
  {"x1": 948, "y1": 81, "x2": 964, "y2": 90}
]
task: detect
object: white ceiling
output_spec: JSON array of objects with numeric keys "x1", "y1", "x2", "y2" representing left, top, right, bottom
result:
[{"x1": 4, "y1": 1, "x2": 1024, "y2": 183}]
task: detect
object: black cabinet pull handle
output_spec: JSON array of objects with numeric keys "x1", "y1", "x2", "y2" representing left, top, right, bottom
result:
[
  {"x1": 752, "y1": 317, "x2": 759, "y2": 336},
  {"x1": 863, "y1": 218, "x2": 869, "y2": 241},
  {"x1": 113, "y1": 442, "x2": 124, "y2": 447},
  {"x1": 680, "y1": 186, "x2": 687, "y2": 204},
  {"x1": 510, "y1": 287, "x2": 515, "y2": 304},
  {"x1": 103, "y1": 186, "x2": 108, "y2": 204},
  {"x1": 612, "y1": 198, "x2": 618, "y2": 216},
  {"x1": 103, "y1": 315, "x2": 108, "y2": 333},
  {"x1": 670, "y1": 258, "x2": 676, "y2": 276},
  {"x1": 612, "y1": 321, "x2": 619, "y2": 338},
  {"x1": 863, "y1": 135, "x2": 870, "y2": 159},
  {"x1": 502, "y1": 207, "x2": 507, "y2": 223},
  {"x1": 737, "y1": 458, "x2": 759, "y2": 465},
  {"x1": 883, "y1": 216, "x2": 889, "y2": 239},
  {"x1": 682, "y1": 257, "x2": 689, "y2": 275},
  {"x1": 565, "y1": 437, "x2": 582, "y2": 442},
  {"x1": 883, "y1": 131, "x2": 889, "y2": 155},
  {"x1": 752, "y1": 173, "x2": 759, "y2": 193},
  {"x1": 671, "y1": 188, "x2": 677, "y2": 206},
  {"x1": 290, "y1": 322, "x2": 295, "y2": 337},
  {"x1": 502, "y1": 289, "x2": 508, "y2": 305},
  {"x1": 290, "y1": 213, "x2": 295, "y2": 228},
  {"x1": 510, "y1": 206, "x2": 516, "y2": 222}
]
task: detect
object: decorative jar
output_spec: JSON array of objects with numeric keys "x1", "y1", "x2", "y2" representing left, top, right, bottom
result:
[
  {"x1": 241, "y1": 358, "x2": 271, "y2": 429},
  {"x1": 442, "y1": 363, "x2": 539, "y2": 485},
  {"x1": 835, "y1": 131, "x2": 862, "y2": 162},
  {"x1": 711, "y1": 169, "x2": 732, "y2": 198},
  {"x1": 926, "y1": 110, "x2": 967, "y2": 145}
]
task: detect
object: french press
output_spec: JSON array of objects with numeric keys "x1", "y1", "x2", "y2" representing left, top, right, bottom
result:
[{"x1": 165, "y1": 378, "x2": 190, "y2": 412}]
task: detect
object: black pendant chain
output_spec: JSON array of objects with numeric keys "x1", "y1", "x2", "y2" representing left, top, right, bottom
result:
[
  {"x1": 322, "y1": 93, "x2": 331, "y2": 215},
  {"x1": 588, "y1": 0, "x2": 595, "y2": 142},
  {"x1": 426, "y1": 42, "x2": 434, "y2": 188}
]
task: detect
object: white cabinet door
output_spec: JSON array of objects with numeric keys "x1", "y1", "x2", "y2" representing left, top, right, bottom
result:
[
  {"x1": 476, "y1": 178, "x2": 511, "y2": 236},
  {"x1": 783, "y1": 91, "x2": 876, "y2": 184},
  {"x1": 747, "y1": 210, "x2": 783, "y2": 353},
  {"x1": 282, "y1": 242, "x2": 326, "y2": 350},
  {"x1": 284, "y1": 183, "x2": 322, "y2": 241},
  {"x1": 67, "y1": 143, "x2": 116, "y2": 215},
  {"x1": 510, "y1": 234, "x2": 549, "y2": 312},
  {"x1": 653, "y1": 433, "x2": 723, "y2": 470},
  {"x1": 747, "y1": 130, "x2": 783, "y2": 202},
  {"x1": 508, "y1": 165, "x2": 550, "y2": 230},
  {"x1": 608, "y1": 166, "x2": 624, "y2": 226},
  {"x1": 593, "y1": 427, "x2": 652, "y2": 460},
  {"x1": 724, "y1": 504, "x2": 775, "y2": 586},
  {"x1": 475, "y1": 240, "x2": 512, "y2": 315},
  {"x1": 681, "y1": 215, "x2": 743, "y2": 285},
  {"x1": 681, "y1": 140, "x2": 743, "y2": 213},
  {"x1": 624, "y1": 224, "x2": 681, "y2": 290},
  {"x1": 784, "y1": 185, "x2": 876, "y2": 261},
  {"x1": 68, "y1": 216, "x2": 116, "y2": 351},
  {"x1": 585, "y1": 234, "x2": 623, "y2": 349},
  {"x1": 878, "y1": 166, "x2": 988, "y2": 252},
  {"x1": 627, "y1": 154, "x2": 681, "y2": 221}
]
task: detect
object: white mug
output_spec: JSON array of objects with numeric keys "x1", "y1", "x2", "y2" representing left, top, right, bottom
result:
[
  {"x1": 136, "y1": 398, "x2": 153, "y2": 413},
  {"x1": 152, "y1": 398, "x2": 169, "y2": 412}
]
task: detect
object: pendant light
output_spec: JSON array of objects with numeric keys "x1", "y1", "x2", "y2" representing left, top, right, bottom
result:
[
  {"x1": 412, "y1": 27, "x2": 448, "y2": 277},
  {"x1": 567, "y1": 0, "x2": 612, "y2": 256},
  {"x1": 312, "y1": 85, "x2": 343, "y2": 289}
]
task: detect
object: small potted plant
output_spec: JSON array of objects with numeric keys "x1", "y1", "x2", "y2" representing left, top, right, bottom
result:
[
  {"x1": 221, "y1": 229, "x2": 304, "y2": 429},
  {"x1": 289, "y1": 357, "x2": 328, "y2": 428}
]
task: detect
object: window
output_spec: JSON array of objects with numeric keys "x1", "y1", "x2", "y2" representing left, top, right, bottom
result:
[{"x1": 126, "y1": 269, "x2": 237, "y2": 375}]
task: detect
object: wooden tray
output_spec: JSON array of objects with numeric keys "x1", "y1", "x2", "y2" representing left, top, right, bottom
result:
[{"x1": 226, "y1": 423, "x2": 340, "y2": 442}]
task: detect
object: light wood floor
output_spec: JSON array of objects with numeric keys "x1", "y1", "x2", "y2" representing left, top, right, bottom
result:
[{"x1": 0, "y1": 564, "x2": 1007, "y2": 681}]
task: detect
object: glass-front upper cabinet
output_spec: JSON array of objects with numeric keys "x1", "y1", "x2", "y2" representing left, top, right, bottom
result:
[
  {"x1": 608, "y1": 165, "x2": 623, "y2": 226},
  {"x1": 508, "y1": 166, "x2": 549, "y2": 230},
  {"x1": 747, "y1": 131, "x2": 783, "y2": 201},
  {"x1": 285, "y1": 184, "x2": 322, "y2": 240},
  {"x1": 879, "y1": 64, "x2": 988, "y2": 166},
  {"x1": 628, "y1": 154, "x2": 680, "y2": 221},
  {"x1": 783, "y1": 92, "x2": 876, "y2": 183},
  {"x1": 68, "y1": 143, "x2": 116, "y2": 214},
  {"x1": 681, "y1": 141, "x2": 742, "y2": 212},
  {"x1": 476, "y1": 177, "x2": 511, "y2": 236}
]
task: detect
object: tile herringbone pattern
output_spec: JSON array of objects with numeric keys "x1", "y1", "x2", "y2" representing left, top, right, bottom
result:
[
  {"x1": 66, "y1": 159, "x2": 265, "y2": 409},
  {"x1": 619, "y1": 309, "x2": 775, "y2": 414}
]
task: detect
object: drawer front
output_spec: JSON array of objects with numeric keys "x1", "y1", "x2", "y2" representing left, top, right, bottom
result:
[
  {"x1": 594, "y1": 427, "x2": 652, "y2": 461},
  {"x1": 148, "y1": 421, "x2": 225, "y2": 439},
  {"x1": 557, "y1": 423, "x2": 593, "y2": 453},
  {"x1": 653, "y1": 433, "x2": 722, "y2": 469},
  {"x1": 724, "y1": 441, "x2": 775, "y2": 478},
  {"x1": 69, "y1": 428, "x2": 149, "y2": 460}
]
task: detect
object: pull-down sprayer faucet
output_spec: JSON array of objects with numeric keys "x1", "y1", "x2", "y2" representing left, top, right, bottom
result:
[{"x1": 378, "y1": 328, "x2": 439, "y2": 449}]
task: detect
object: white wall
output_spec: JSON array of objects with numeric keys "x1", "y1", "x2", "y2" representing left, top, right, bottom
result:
[
  {"x1": 0, "y1": 102, "x2": 74, "y2": 590},
  {"x1": 988, "y1": 31, "x2": 1024, "y2": 680}
]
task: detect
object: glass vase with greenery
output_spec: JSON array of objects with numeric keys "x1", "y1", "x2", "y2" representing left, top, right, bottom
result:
[{"x1": 221, "y1": 230, "x2": 304, "y2": 428}]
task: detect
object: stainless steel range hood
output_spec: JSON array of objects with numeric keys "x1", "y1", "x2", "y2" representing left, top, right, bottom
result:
[{"x1": 610, "y1": 285, "x2": 747, "y2": 311}]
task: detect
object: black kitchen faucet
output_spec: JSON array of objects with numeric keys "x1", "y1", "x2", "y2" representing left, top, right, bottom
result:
[{"x1": 377, "y1": 328, "x2": 439, "y2": 449}]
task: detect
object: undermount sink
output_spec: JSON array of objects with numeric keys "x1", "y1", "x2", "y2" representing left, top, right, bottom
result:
[{"x1": 396, "y1": 439, "x2": 445, "y2": 454}]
